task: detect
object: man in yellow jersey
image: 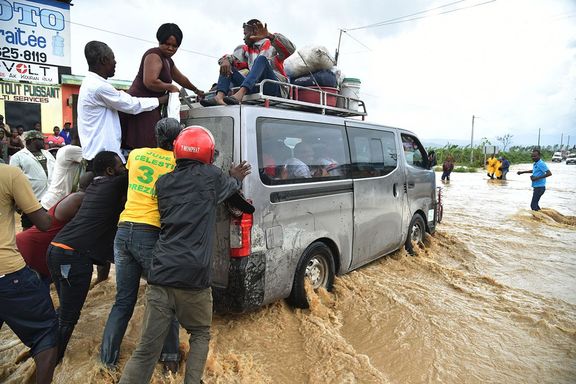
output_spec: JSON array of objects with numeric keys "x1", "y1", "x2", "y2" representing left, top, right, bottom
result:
[{"x1": 100, "y1": 118, "x2": 182, "y2": 372}]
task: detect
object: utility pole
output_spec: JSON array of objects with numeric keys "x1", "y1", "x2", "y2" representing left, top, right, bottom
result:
[
  {"x1": 537, "y1": 128, "x2": 541, "y2": 148},
  {"x1": 470, "y1": 115, "x2": 477, "y2": 164},
  {"x1": 560, "y1": 133, "x2": 564, "y2": 149},
  {"x1": 335, "y1": 29, "x2": 344, "y2": 65}
]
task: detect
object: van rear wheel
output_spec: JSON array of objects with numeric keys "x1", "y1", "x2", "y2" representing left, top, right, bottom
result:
[
  {"x1": 405, "y1": 214, "x2": 425, "y2": 255},
  {"x1": 288, "y1": 243, "x2": 335, "y2": 309}
]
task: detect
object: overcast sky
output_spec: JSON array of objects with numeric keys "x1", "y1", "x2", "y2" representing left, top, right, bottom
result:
[{"x1": 68, "y1": 0, "x2": 576, "y2": 147}]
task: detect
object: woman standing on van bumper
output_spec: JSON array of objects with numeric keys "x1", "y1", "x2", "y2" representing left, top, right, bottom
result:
[
  {"x1": 119, "y1": 126, "x2": 251, "y2": 384},
  {"x1": 121, "y1": 23, "x2": 204, "y2": 149}
]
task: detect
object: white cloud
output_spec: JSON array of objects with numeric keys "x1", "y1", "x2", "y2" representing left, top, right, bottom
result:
[{"x1": 69, "y1": 0, "x2": 576, "y2": 146}]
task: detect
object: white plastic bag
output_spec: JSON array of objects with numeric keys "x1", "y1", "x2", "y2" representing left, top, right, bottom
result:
[
  {"x1": 285, "y1": 45, "x2": 336, "y2": 79},
  {"x1": 167, "y1": 92, "x2": 180, "y2": 122}
]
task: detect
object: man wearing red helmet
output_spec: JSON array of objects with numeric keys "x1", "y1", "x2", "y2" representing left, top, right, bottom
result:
[{"x1": 120, "y1": 126, "x2": 251, "y2": 384}]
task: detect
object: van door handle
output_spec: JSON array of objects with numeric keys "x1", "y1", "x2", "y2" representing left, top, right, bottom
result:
[
  {"x1": 393, "y1": 183, "x2": 398, "y2": 197},
  {"x1": 407, "y1": 182, "x2": 415, "y2": 189}
]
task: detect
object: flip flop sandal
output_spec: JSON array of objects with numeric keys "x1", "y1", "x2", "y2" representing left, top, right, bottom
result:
[
  {"x1": 223, "y1": 96, "x2": 240, "y2": 105},
  {"x1": 200, "y1": 98, "x2": 221, "y2": 107}
]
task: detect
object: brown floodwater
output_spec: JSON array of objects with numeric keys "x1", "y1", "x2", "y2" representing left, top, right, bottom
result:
[{"x1": 1, "y1": 162, "x2": 575, "y2": 384}]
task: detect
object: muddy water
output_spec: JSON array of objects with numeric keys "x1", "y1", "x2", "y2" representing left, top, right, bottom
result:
[{"x1": 1, "y1": 162, "x2": 575, "y2": 384}]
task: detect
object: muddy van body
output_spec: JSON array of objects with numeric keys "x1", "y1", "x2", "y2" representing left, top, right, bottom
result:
[{"x1": 180, "y1": 98, "x2": 437, "y2": 312}]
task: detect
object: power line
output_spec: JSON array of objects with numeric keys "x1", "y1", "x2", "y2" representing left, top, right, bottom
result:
[
  {"x1": 4, "y1": 4, "x2": 220, "y2": 59},
  {"x1": 70, "y1": 21, "x2": 219, "y2": 59},
  {"x1": 347, "y1": 0, "x2": 497, "y2": 31},
  {"x1": 341, "y1": 30, "x2": 371, "y2": 51},
  {"x1": 336, "y1": 0, "x2": 497, "y2": 62},
  {"x1": 347, "y1": 0, "x2": 469, "y2": 31}
]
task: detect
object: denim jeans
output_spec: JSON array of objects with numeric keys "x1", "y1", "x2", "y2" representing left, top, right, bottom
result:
[
  {"x1": 217, "y1": 55, "x2": 281, "y2": 97},
  {"x1": 531, "y1": 186, "x2": 546, "y2": 211},
  {"x1": 100, "y1": 223, "x2": 179, "y2": 367},
  {"x1": 119, "y1": 286, "x2": 212, "y2": 384},
  {"x1": 46, "y1": 245, "x2": 93, "y2": 361},
  {"x1": 0, "y1": 266, "x2": 58, "y2": 356}
]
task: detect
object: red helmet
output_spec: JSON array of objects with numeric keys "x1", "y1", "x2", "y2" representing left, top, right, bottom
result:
[{"x1": 173, "y1": 126, "x2": 216, "y2": 163}]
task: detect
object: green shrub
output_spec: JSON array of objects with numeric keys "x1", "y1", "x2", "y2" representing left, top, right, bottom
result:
[
  {"x1": 427, "y1": 143, "x2": 554, "y2": 167},
  {"x1": 453, "y1": 166, "x2": 476, "y2": 173}
]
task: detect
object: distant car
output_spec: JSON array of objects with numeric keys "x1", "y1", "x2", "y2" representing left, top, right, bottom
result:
[
  {"x1": 551, "y1": 152, "x2": 563, "y2": 162},
  {"x1": 566, "y1": 154, "x2": 576, "y2": 165}
]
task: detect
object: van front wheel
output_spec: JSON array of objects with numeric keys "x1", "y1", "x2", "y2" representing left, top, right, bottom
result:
[
  {"x1": 405, "y1": 214, "x2": 425, "y2": 255},
  {"x1": 288, "y1": 243, "x2": 335, "y2": 309}
]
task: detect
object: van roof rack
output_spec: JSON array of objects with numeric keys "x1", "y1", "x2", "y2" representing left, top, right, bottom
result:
[{"x1": 181, "y1": 79, "x2": 368, "y2": 119}]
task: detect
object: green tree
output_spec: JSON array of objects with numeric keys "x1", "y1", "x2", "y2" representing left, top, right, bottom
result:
[{"x1": 496, "y1": 133, "x2": 513, "y2": 151}]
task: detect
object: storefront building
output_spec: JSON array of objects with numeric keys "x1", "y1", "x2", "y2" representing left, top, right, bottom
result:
[
  {"x1": 0, "y1": 0, "x2": 72, "y2": 132},
  {"x1": 0, "y1": 0, "x2": 129, "y2": 134}
]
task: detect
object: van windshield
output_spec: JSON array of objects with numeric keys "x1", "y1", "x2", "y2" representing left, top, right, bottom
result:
[{"x1": 187, "y1": 117, "x2": 234, "y2": 170}]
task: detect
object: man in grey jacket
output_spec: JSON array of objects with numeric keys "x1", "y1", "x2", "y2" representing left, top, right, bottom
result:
[{"x1": 120, "y1": 126, "x2": 251, "y2": 384}]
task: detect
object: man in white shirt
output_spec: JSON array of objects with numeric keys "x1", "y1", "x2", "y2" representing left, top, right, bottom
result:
[
  {"x1": 78, "y1": 41, "x2": 168, "y2": 167},
  {"x1": 9, "y1": 130, "x2": 55, "y2": 229},
  {"x1": 41, "y1": 127, "x2": 83, "y2": 209}
]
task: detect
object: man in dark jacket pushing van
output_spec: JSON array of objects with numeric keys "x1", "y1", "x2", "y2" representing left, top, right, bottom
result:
[{"x1": 120, "y1": 126, "x2": 251, "y2": 384}]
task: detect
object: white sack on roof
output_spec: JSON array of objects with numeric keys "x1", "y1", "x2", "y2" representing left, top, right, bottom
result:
[{"x1": 284, "y1": 45, "x2": 336, "y2": 79}]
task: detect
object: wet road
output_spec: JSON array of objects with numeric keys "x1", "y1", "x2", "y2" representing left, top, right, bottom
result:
[{"x1": 1, "y1": 161, "x2": 575, "y2": 383}]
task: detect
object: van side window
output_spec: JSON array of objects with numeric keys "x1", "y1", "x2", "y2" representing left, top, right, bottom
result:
[
  {"x1": 257, "y1": 118, "x2": 349, "y2": 185},
  {"x1": 401, "y1": 133, "x2": 427, "y2": 169},
  {"x1": 348, "y1": 127, "x2": 397, "y2": 178}
]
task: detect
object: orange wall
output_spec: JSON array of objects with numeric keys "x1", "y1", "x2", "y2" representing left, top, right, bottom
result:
[{"x1": 61, "y1": 84, "x2": 79, "y2": 126}]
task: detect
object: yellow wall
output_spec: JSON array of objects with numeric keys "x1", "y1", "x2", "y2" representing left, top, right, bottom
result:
[{"x1": 0, "y1": 81, "x2": 63, "y2": 133}]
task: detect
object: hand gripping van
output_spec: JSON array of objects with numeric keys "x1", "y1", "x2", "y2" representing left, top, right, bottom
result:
[{"x1": 180, "y1": 82, "x2": 438, "y2": 312}]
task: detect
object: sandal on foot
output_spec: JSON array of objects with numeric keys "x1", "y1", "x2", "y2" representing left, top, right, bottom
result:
[
  {"x1": 223, "y1": 96, "x2": 240, "y2": 105},
  {"x1": 200, "y1": 98, "x2": 221, "y2": 107}
]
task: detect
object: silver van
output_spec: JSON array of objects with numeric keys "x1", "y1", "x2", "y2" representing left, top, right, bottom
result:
[{"x1": 180, "y1": 88, "x2": 437, "y2": 312}]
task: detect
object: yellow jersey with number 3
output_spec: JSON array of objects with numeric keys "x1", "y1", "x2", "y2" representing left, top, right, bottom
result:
[{"x1": 119, "y1": 147, "x2": 176, "y2": 227}]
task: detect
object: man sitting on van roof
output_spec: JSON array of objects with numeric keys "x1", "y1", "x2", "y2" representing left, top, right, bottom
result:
[{"x1": 201, "y1": 19, "x2": 295, "y2": 106}]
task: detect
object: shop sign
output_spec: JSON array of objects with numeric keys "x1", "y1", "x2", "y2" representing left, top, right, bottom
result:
[
  {"x1": 483, "y1": 145, "x2": 498, "y2": 155},
  {"x1": 0, "y1": 59, "x2": 58, "y2": 84},
  {"x1": 0, "y1": 80, "x2": 60, "y2": 103},
  {"x1": 0, "y1": 0, "x2": 71, "y2": 68}
]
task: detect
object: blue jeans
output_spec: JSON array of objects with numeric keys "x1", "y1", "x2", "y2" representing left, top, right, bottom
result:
[
  {"x1": 531, "y1": 186, "x2": 546, "y2": 211},
  {"x1": 0, "y1": 267, "x2": 58, "y2": 356},
  {"x1": 46, "y1": 245, "x2": 93, "y2": 361},
  {"x1": 217, "y1": 55, "x2": 281, "y2": 96},
  {"x1": 100, "y1": 223, "x2": 179, "y2": 367}
]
